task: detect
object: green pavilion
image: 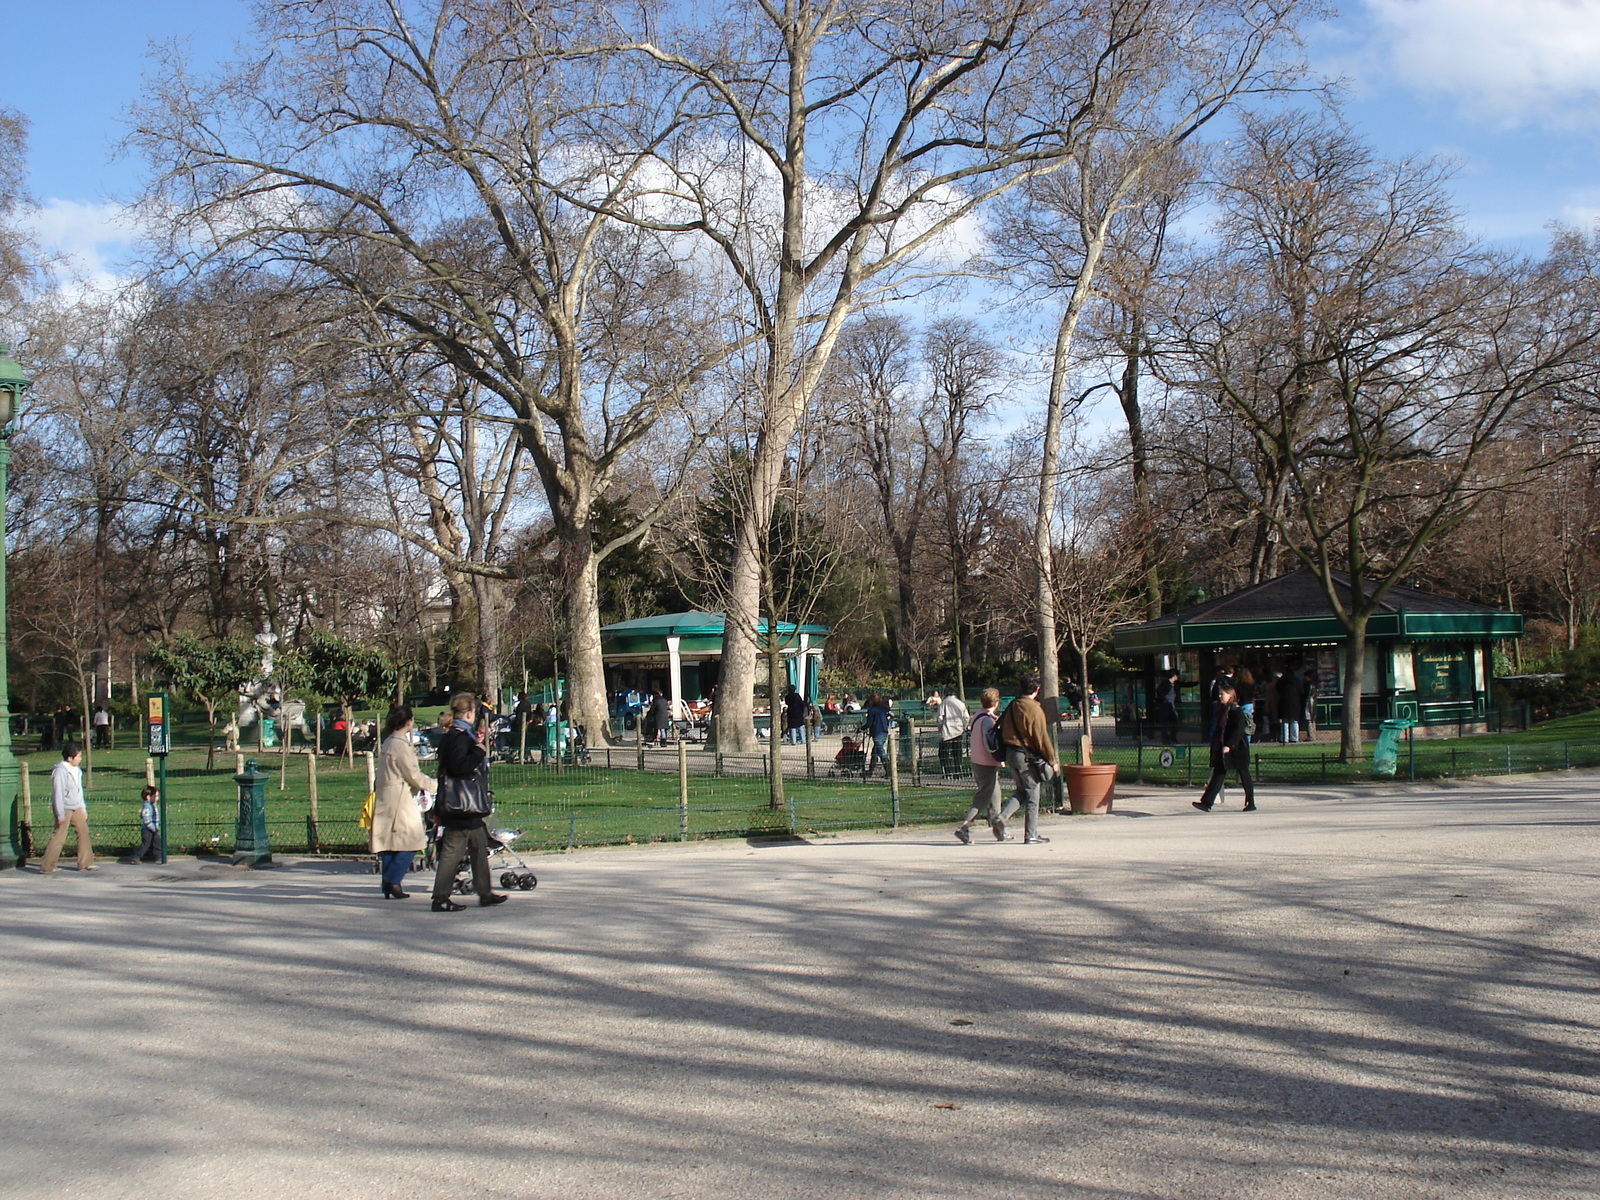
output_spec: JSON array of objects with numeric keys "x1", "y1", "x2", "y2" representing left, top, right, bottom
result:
[
  {"x1": 1111, "y1": 570, "x2": 1522, "y2": 739},
  {"x1": 599, "y1": 611, "x2": 831, "y2": 712}
]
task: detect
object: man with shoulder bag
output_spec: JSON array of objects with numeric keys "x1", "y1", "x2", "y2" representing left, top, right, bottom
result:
[
  {"x1": 997, "y1": 673, "x2": 1058, "y2": 845},
  {"x1": 430, "y1": 693, "x2": 509, "y2": 911}
]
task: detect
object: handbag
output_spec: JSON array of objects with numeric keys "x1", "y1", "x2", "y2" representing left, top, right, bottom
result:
[{"x1": 437, "y1": 771, "x2": 491, "y2": 816}]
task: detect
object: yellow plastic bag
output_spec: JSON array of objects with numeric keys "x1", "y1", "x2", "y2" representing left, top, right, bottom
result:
[{"x1": 358, "y1": 790, "x2": 375, "y2": 831}]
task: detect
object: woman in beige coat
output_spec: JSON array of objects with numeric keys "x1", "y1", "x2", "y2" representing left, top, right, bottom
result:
[{"x1": 371, "y1": 705, "x2": 436, "y2": 900}]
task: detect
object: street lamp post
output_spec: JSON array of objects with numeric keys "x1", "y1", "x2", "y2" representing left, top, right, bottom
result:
[{"x1": 0, "y1": 344, "x2": 30, "y2": 867}]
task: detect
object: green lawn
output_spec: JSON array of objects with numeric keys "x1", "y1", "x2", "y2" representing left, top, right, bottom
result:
[
  {"x1": 21, "y1": 745, "x2": 949, "y2": 857},
  {"x1": 28, "y1": 708, "x2": 1600, "y2": 859}
]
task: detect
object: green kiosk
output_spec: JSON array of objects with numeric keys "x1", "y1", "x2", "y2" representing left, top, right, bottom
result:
[
  {"x1": 600, "y1": 611, "x2": 830, "y2": 732},
  {"x1": 1112, "y1": 570, "x2": 1522, "y2": 740}
]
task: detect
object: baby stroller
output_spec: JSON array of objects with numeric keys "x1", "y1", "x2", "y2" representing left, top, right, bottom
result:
[
  {"x1": 829, "y1": 735, "x2": 867, "y2": 777},
  {"x1": 449, "y1": 826, "x2": 538, "y2": 894}
]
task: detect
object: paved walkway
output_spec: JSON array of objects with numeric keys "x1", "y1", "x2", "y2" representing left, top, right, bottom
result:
[{"x1": 2, "y1": 775, "x2": 1597, "y2": 1199}]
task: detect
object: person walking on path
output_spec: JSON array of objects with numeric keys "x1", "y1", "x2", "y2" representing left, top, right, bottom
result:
[
  {"x1": 937, "y1": 690, "x2": 970, "y2": 776},
  {"x1": 954, "y1": 689, "x2": 1005, "y2": 843},
  {"x1": 1193, "y1": 682, "x2": 1256, "y2": 812},
  {"x1": 372, "y1": 705, "x2": 437, "y2": 900},
  {"x1": 40, "y1": 743, "x2": 96, "y2": 873},
  {"x1": 864, "y1": 694, "x2": 892, "y2": 779},
  {"x1": 998, "y1": 674, "x2": 1058, "y2": 845},
  {"x1": 120, "y1": 785, "x2": 161, "y2": 864},
  {"x1": 430, "y1": 693, "x2": 508, "y2": 912}
]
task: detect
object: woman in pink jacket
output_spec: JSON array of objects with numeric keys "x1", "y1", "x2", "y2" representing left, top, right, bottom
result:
[{"x1": 953, "y1": 689, "x2": 1007, "y2": 843}]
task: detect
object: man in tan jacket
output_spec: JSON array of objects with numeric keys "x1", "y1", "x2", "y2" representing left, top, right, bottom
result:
[{"x1": 998, "y1": 674, "x2": 1058, "y2": 844}]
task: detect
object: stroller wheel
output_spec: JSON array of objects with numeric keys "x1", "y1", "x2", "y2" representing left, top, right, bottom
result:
[
  {"x1": 500, "y1": 872, "x2": 520, "y2": 890},
  {"x1": 452, "y1": 877, "x2": 470, "y2": 895},
  {"x1": 518, "y1": 873, "x2": 537, "y2": 890}
]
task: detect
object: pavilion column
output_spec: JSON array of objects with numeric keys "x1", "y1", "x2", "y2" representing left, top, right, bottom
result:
[{"x1": 667, "y1": 636, "x2": 683, "y2": 718}]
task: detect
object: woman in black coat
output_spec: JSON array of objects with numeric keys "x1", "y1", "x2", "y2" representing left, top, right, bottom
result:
[{"x1": 1193, "y1": 683, "x2": 1256, "y2": 812}]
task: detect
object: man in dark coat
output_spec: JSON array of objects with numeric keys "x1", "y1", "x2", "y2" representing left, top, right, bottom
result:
[
  {"x1": 1276, "y1": 666, "x2": 1305, "y2": 744},
  {"x1": 430, "y1": 692, "x2": 508, "y2": 911}
]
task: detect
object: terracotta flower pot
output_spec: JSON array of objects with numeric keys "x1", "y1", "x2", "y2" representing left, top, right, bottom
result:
[{"x1": 1063, "y1": 763, "x2": 1117, "y2": 814}]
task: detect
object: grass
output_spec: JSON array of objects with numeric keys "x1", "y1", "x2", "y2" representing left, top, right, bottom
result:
[
  {"x1": 20, "y1": 743, "x2": 944, "y2": 857},
  {"x1": 28, "y1": 707, "x2": 1600, "y2": 858}
]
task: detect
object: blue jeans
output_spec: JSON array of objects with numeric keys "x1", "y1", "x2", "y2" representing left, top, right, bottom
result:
[
  {"x1": 866, "y1": 735, "x2": 889, "y2": 776},
  {"x1": 1279, "y1": 720, "x2": 1299, "y2": 744},
  {"x1": 377, "y1": 850, "x2": 415, "y2": 886}
]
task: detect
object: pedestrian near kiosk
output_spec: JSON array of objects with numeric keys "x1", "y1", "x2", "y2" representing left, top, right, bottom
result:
[
  {"x1": 953, "y1": 689, "x2": 1005, "y2": 843},
  {"x1": 1276, "y1": 666, "x2": 1305, "y2": 744},
  {"x1": 998, "y1": 674, "x2": 1057, "y2": 845},
  {"x1": 39, "y1": 743, "x2": 96, "y2": 873},
  {"x1": 1193, "y1": 682, "x2": 1256, "y2": 812}
]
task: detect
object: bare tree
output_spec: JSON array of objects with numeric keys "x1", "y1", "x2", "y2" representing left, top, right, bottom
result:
[
  {"x1": 1157, "y1": 112, "x2": 1600, "y2": 757},
  {"x1": 134, "y1": 1, "x2": 729, "y2": 743},
  {"x1": 987, "y1": 0, "x2": 1308, "y2": 718},
  {"x1": 619, "y1": 1, "x2": 1195, "y2": 750}
]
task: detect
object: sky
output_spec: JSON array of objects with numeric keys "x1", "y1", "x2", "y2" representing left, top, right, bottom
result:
[{"x1": 6, "y1": 0, "x2": 1600, "y2": 287}]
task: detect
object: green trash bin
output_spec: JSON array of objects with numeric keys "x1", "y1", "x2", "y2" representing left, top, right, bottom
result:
[{"x1": 1372, "y1": 718, "x2": 1414, "y2": 777}]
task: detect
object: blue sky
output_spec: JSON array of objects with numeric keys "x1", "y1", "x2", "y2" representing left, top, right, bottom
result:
[{"x1": 6, "y1": 0, "x2": 1600, "y2": 282}]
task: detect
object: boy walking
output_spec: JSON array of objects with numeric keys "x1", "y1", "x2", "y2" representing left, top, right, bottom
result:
[{"x1": 40, "y1": 743, "x2": 97, "y2": 873}]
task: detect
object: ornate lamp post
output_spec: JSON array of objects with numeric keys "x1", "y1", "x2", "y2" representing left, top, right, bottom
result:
[{"x1": 0, "y1": 345, "x2": 30, "y2": 867}]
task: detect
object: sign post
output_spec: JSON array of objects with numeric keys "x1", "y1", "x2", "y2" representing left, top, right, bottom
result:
[{"x1": 147, "y1": 692, "x2": 170, "y2": 864}]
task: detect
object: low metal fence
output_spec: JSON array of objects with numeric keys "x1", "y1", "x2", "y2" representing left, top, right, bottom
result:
[{"x1": 19, "y1": 728, "x2": 1600, "y2": 862}]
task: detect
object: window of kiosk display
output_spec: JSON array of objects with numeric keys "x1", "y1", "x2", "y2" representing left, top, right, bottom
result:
[
  {"x1": 1312, "y1": 650, "x2": 1339, "y2": 696},
  {"x1": 1413, "y1": 646, "x2": 1473, "y2": 700}
]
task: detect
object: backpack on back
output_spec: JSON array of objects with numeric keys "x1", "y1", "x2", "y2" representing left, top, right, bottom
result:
[{"x1": 975, "y1": 711, "x2": 1004, "y2": 758}]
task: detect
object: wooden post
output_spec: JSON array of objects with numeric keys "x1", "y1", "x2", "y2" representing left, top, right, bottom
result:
[
  {"x1": 145, "y1": 757, "x2": 156, "y2": 788},
  {"x1": 887, "y1": 730, "x2": 900, "y2": 826},
  {"x1": 235, "y1": 753, "x2": 245, "y2": 777},
  {"x1": 280, "y1": 719, "x2": 292, "y2": 790},
  {"x1": 365, "y1": 749, "x2": 376, "y2": 795},
  {"x1": 678, "y1": 739, "x2": 689, "y2": 842},
  {"x1": 307, "y1": 752, "x2": 319, "y2": 826}
]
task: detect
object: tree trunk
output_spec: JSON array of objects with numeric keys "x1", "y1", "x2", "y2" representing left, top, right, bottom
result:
[
  {"x1": 1339, "y1": 615, "x2": 1368, "y2": 762},
  {"x1": 718, "y1": 402, "x2": 796, "y2": 753},
  {"x1": 1119, "y1": 314, "x2": 1163, "y2": 621},
  {"x1": 562, "y1": 531, "x2": 614, "y2": 751},
  {"x1": 471, "y1": 574, "x2": 503, "y2": 704}
]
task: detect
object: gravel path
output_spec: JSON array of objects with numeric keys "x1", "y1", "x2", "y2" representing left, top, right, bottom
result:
[{"x1": 2, "y1": 774, "x2": 1596, "y2": 1199}]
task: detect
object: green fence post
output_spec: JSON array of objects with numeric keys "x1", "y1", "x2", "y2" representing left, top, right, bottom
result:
[
  {"x1": 1451, "y1": 746, "x2": 1457, "y2": 776},
  {"x1": 567, "y1": 811, "x2": 575, "y2": 850},
  {"x1": 1565, "y1": 741, "x2": 1571, "y2": 771},
  {"x1": 1185, "y1": 745, "x2": 1192, "y2": 786},
  {"x1": 1506, "y1": 744, "x2": 1512, "y2": 775},
  {"x1": 1321, "y1": 753, "x2": 1327, "y2": 782},
  {"x1": 1135, "y1": 739, "x2": 1143, "y2": 784},
  {"x1": 1408, "y1": 727, "x2": 1415, "y2": 781}
]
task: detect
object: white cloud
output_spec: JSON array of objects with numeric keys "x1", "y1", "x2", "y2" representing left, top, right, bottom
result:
[
  {"x1": 1363, "y1": 0, "x2": 1600, "y2": 125},
  {"x1": 23, "y1": 198, "x2": 136, "y2": 297}
]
